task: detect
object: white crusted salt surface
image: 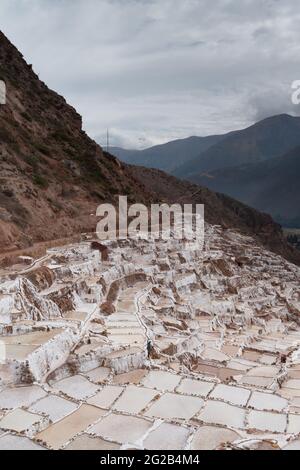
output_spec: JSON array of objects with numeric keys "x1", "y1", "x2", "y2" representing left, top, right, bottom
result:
[
  {"x1": 176, "y1": 378, "x2": 215, "y2": 397},
  {"x1": 247, "y1": 391, "x2": 288, "y2": 412},
  {"x1": 113, "y1": 385, "x2": 158, "y2": 414},
  {"x1": 0, "y1": 408, "x2": 47, "y2": 434},
  {"x1": 143, "y1": 422, "x2": 190, "y2": 450},
  {"x1": 87, "y1": 386, "x2": 124, "y2": 409},
  {"x1": 198, "y1": 401, "x2": 246, "y2": 429},
  {"x1": 1, "y1": 227, "x2": 300, "y2": 450},
  {"x1": 51, "y1": 375, "x2": 99, "y2": 400},
  {"x1": 29, "y1": 395, "x2": 78, "y2": 422},
  {"x1": 145, "y1": 392, "x2": 204, "y2": 420},
  {"x1": 247, "y1": 410, "x2": 287, "y2": 433},
  {"x1": 0, "y1": 434, "x2": 45, "y2": 450},
  {"x1": 141, "y1": 370, "x2": 181, "y2": 392},
  {"x1": 0, "y1": 385, "x2": 47, "y2": 409},
  {"x1": 210, "y1": 384, "x2": 251, "y2": 407},
  {"x1": 190, "y1": 425, "x2": 241, "y2": 450},
  {"x1": 88, "y1": 413, "x2": 153, "y2": 444}
]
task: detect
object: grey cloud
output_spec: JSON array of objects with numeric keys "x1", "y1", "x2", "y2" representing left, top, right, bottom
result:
[{"x1": 0, "y1": 0, "x2": 300, "y2": 148}]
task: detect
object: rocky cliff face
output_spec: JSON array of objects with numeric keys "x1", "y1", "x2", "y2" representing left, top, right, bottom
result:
[
  {"x1": 0, "y1": 31, "x2": 152, "y2": 251},
  {"x1": 0, "y1": 31, "x2": 299, "y2": 266}
]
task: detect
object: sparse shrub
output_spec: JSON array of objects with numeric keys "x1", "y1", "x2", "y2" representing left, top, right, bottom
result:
[
  {"x1": 34, "y1": 142, "x2": 51, "y2": 156},
  {"x1": 2, "y1": 189, "x2": 14, "y2": 197},
  {"x1": 33, "y1": 173, "x2": 48, "y2": 188},
  {"x1": 26, "y1": 155, "x2": 39, "y2": 170},
  {"x1": 21, "y1": 111, "x2": 32, "y2": 121},
  {"x1": 0, "y1": 127, "x2": 14, "y2": 144}
]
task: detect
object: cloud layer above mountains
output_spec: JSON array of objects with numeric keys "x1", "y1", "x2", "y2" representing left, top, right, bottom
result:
[{"x1": 1, "y1": 0, "x2": 300, "y2": 148}]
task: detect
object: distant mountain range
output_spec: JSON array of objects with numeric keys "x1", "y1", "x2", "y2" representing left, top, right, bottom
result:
[
  {"x1": 111, "y1": 114, "x2": 300, "y2": 227},
  {"x1": 172, "y1": 114, "x2": 300, "y2": 177},
  {"x1": 192, "y1": 145, "x2": 300, "y2": 228},
  {"x1": 110, "y1": 134, "x2": 223, "y2": 172}
]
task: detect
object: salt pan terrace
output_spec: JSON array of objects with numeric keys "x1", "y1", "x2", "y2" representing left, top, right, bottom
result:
[{"x1": 0, "y1": 225, "x2": 300, "y2": 450}]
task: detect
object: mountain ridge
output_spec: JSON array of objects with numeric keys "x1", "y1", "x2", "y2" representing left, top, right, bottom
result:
[
  {"x1": 113, "y1": 114, "x2": 300, "y2": 231},
  {"x1": 109, "y1": 133, "x2": 224, "y2": 172},
  {"x1": 0, "y1": 30, "x2": 299, "y2": 265},
  {"x1": 172, "y1": 113, "x2": 300, "y2": 177},
  {"x1": 191, "y1": 145, "x2": 300, "y2": 228}
]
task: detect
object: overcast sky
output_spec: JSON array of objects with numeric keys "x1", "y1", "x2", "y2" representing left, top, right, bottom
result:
[{"x1": 1, "y1": 0, "x2": 300, "y2": 148}]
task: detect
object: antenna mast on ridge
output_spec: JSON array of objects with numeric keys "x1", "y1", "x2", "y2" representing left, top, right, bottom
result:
[{"x1": 106, "y1": 128, "x2": 110, "y2": 153}]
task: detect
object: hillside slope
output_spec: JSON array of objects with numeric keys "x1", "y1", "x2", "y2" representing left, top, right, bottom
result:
[
  {"x1": 190, "y1": 146, "x2": 300, "y2": 228},
  {"x1": 0, "y1": 31, "x2": 154, "y2": 251},
  {"x1": 0, "y1": 31, "x2": 299, "y2": 265},
  {"x1": 127, "y1": 165, "x2": 300, "y2": 265}
]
